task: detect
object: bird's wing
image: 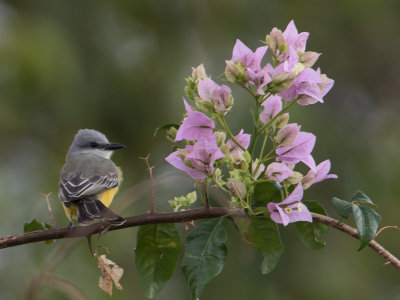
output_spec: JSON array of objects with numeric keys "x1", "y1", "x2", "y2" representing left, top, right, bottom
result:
[{"x1": 58, "y1": 170, "x2": 119, "y2": 204}]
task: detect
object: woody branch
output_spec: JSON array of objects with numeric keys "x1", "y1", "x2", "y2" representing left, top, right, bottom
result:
[{"x1": 0, "y1": 208, "x2": 399, "y2": 270}]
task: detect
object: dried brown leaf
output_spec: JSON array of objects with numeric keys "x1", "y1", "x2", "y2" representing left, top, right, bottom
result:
[{"x1": 98, "y1": 254, "x2": 124, "y2": 295}]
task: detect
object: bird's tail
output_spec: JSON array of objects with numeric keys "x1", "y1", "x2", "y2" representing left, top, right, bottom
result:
[{"x1": 77, "y1": 197, "x2": 126, "y2": 226}]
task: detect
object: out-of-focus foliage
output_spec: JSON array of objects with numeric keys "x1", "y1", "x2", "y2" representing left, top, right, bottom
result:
[{"x1": 0, "y1": 0, "x2": 399, "y2": 299}]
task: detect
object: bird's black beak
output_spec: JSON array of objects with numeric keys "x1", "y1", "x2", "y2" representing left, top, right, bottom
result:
[{"x1": 104, "y1": 143, "x2": 126, "y2": 150}]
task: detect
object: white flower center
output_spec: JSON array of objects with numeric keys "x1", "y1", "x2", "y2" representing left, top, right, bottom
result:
[
  {"x1": 291, "y1": 63, "x2": 305, "y2": 75},
  {"x1": 284, "y1": 207, "x2": 292, "y2": 214}
]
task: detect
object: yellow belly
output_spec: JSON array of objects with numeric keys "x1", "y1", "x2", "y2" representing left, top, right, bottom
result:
[
  {"x1": 98, "y1": 187, "x2": 118, "y2": 207},
  {"x1": 63, "y1": 187, "x2": 118, "y2": 221}
]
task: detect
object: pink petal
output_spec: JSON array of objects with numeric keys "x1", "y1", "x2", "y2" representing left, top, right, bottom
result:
[
  {"x1": 286, "y1": 202, "x2": 313, "y2": 223},
  {"x1": 165, "y1": 151, "x2": 206, "y2": 180},
  {"x1": 175, "y1": 111, "x2": 215, "y2": 141},
  {"x1": 276, "y1": 123, "x2": 300, "y2": 147},
  {"x1": 260, "y1": 95, "x2": 282, "y2": 123},
  {"x1": 280, "y1": 183, "x2": 303, "y2": 205},
  {"x1": 267, "y1": 203, "x2": 290, "y2": 226},
  {"x1": 231, "y1": 39, "x2": 252, "y2": 63},
  {"x1": 198, "y1": 77, "x2": 219, "y2": 101},
  {"x1": 313, "y1": 159, "x2": 338, "y2": 183},
  {"x1": 183, "y1": 98, "x2": 193, "y2": 113},
  {"x1": 276, "y1": 132, "x2": 316, "y2": 165},
  {"x1": 265, "y1": 162, "x2": 293, "y2": 182}
]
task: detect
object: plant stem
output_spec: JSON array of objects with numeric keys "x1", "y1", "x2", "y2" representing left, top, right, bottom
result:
[
  {"x1": 218, "y1": 115, "x2": 245, "y2": 151},
  {"x1": 258, "y1": 98, "x2": 297, "y2": 133}
]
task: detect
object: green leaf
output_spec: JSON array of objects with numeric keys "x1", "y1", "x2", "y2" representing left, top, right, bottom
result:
[
  {"x1": 351, "y1": 190, "x2": 373, "y2": 204},
  {"x1": 254, "y1": 181, "x2": 282, "y2": 205},
  {"x1": 153, "y1": 123, "x2": 179, "y2": 137},
  {"x1": 351, "y1": 190, "x2": 377, "y2": 209},
  {"x1": 296, "y1": 201, "x2": 330, "y2": 250},
  {"x1": 24, "y1": 219, "x2": 54, "y2": 245},
  {"x1": 236, "y1": 216, "x2": 283, "y2": 274},
  {"x1": 181, "y1": 218, "x2": 227, "y2": 300},
  {"x1": 135, "y1": 223, "x2": 181, "y2": 299},
  {"x1": 352, "y1": 203, "x2": 381, "y2": 251},
  {"x1": 24, "y1": 219, "x2": 45, "y2": 233},
  {"x1": 332, "y1": 197, "x2": 352, "y2": 219}
]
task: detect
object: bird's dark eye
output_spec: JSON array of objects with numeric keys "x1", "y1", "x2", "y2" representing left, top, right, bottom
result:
[{"x1": 90, "y1": 142, "x2": 98, "y2": 148}]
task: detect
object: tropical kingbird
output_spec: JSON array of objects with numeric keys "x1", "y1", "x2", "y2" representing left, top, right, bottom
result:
[{"x1": 58, "y1": 129, "x2": 126, "y2": 227}]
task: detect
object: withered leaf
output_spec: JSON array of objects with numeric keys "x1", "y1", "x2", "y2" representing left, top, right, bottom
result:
[{"x1": 98, "y1": 254, "x2": 124, "y2": 295}]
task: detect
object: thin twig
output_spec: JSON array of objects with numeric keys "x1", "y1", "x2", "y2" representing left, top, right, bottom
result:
[
  {"x1": 375, "y1": 225, "x2": 400, "y2": 238},
  {"x1": 311, "y1": 213, "x2": 400, "y2": 270},
  {"x1": 140, "y1": 155, "x2": 156, "y2": 213},
  {"x1": 39, "y1": 192, "x2": 55, "y2": 228}
]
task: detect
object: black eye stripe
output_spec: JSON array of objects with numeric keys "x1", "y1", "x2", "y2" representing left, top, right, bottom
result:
[{"x1": 90, "y1": 142, "x2": 98, "y2": 148}]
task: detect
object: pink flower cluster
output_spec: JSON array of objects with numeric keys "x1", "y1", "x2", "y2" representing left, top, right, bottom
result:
[
  {"x1": 165, "y1": 20, "x2": 337, "y2": 227},
  {"x1": 166, "y1": 99, "x2": 250, "y2": 180},
  {"x1": 228, "y1": 20, "x2": 333, "y2": 105}
]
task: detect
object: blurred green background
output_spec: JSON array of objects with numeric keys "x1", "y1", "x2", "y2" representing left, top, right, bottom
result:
[{"x1": 0, "y1": 0, "x2": 399, "y2": 299}]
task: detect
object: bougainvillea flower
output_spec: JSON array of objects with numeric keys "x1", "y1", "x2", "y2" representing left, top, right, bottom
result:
[
  {"x1": 185, "y1": 135, "x2": 225, "y2": 175},
  {"x1": 267, "y1": 183, "x2": 312, "y2": 226},
  {"x1": 279, "y1": 68, "x2": 334, "y2": 105},
  {"x1": 260, "y1": 95, "x2": 282, "y2": 123},
  {"x1": 276, "y1": 123, "x2": 301, "y2": 147},
  {"x1": 165, "y1": 151, "x2": 207, "y2": 180},
  {"x1": 231, "y1": 39, "x2": 268, "y2": 71},
  {"x1": 276, "y1": 131, "x2": 316, "y2": 169},
  {"x1": 198, "y1": 77, "x2": 232, "y2": 113},
  {"x1": 302, "y1": 159, "x2": 338, "y2": 189},
  {"x1": 265, "y1": 162, "x2": 293, "y2": 182},
  {"x1": 282, "y1": 20, "x2": 310, "y2": 53},
  {"x1": 297, "y1": 73, "x2": 334, "y2": 105},
  {"x1": 175, "y1": 99, "x2": 215, "y2": 141}
]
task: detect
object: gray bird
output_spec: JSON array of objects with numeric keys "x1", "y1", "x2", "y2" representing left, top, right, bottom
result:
[{"x1": 58, "y1": 129, "x2": 126, "y2": 226}]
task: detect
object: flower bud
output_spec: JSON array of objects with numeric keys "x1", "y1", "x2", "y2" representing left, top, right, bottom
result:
[
  {"x1": 215, "y1": 167, "x2": 222, "y2": 179},
  {"x1": 284, "y1": 171, "x2": 303, "y2": 185},
  {"x1": 267, "y1": 72, "x2": 296, "y2": 94},
  {"x1": 166, "y1": 126, "x2": 177, "y2": 142},
  {"x1": 191, "y1": 64, "x2": 207, "y2": 82},
  {"x1": 196, "y1": 99, "x2": 215, "y2": 114},
  {"x1": 230, "y1": 148, "x2": 248, "y2": 170},
  {"x1": 266, "y1": 28, "x2": 286, "y2": 54},
  {"x1": 276, "y1": 113, "x2": 289, "y2": 128},
  {"x1": 225, "y1": 60, "x2": 247, "y2": 83},
  {"x1": 214, "y1": 131, "x2": 227, "y2": 147},
  {"x1": 168, "y1": 191, "x2": 197, "y2": 212},
  {"x1": 243, "y1": 151, "x2": 252, "y2": 164},
  {"x1": 300, "y1": 51, "x2": 321, "y2": 68},
  {"x1": 226, "y1": 179, "x2": 247, "y2": 199},
  {"x1": 177, "y1": 148, "x2": 189, "y2": 159}
]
